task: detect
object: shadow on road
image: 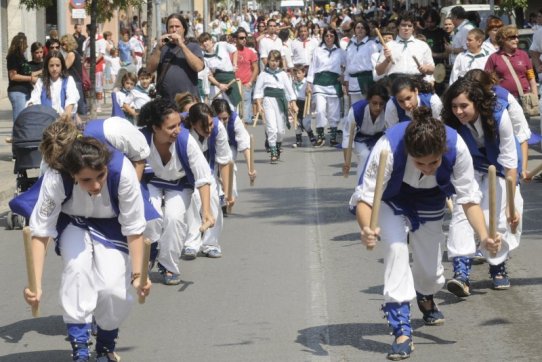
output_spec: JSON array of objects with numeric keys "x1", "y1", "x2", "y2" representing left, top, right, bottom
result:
[
  {"x1": 0, "y1": 315, "x2": 64, "y2": 343},
  {"x1": 0, "y1": 349, "x2": 70, "y2": 361}
]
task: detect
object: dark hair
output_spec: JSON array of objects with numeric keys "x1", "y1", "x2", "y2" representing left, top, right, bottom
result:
[
  {"x1": 7, "y1": 34, "x2": 27, "y2": 59},
  {"x1": 367, "y1": 83, "x2": 390, "y2": 103},
  {"x1": 441, "y1": 78, "x2": 497, "y2": 140},
  {"x1": 198, "y1": 32, "x2": 213, "y2": 43},
  {"x1": 353, "y1": 20, "x2": 370, "y2": 36},
  {"x1": 62, "y1": 137, "x2": 112, "y2": 176},
  {"x1": 320, "y1": 28, "x2": 340, "y2": 48},
  {"x1": 391, "y1": 76, "x2": 433, "y2": 97},
  {"x1": 184, "y1": 102, "x2": 214, "y2": 130},
  {"x1": 234, "y1": 28, "x2": 247, "y2": 38},
  {"x1": 166, "y1": 13, "x2": 189, "y2": 35},
  {"x1": 463, "y1": 69, "x2": 498, "y2": 93},
  {"x1": 211, "y1": 98, "x2": 232, "y2": 117},
  {"x1": 121, "y1": 72, "x2": 137, "y2": 87},
  {"x1": 422, "y1": 9, "x2": 441, "y2": 25},
  {"x1": 175, "y1": 91, "x2": 197, "y2": 112},
  {"x1": 450, "y1": 6, "x2": 467, "y2": 20},
  {"x1": 43, "y1": 51, "x2": 68, "y2": 99},
  {"x1": 405, "y1": 107, "x2": 447, "y2": 157},
  {"x1": 278, "y1": 29, "x2": 290, "y2": 42},
  {"x1": 398, "y1": 10, "x2": 417, "y2": 25},
  {"x1": 137, "y1": 67, "x2": 152, "y2": 78},
  {"x1": 266, "y1": 49, "x2": 283, "y2": 68},
  {"x1": 138, "y1": 98, "x2": 179, "y2": 129},
  {"x1": 31, "y1": 41, "x2": 44, "y2": 54}
]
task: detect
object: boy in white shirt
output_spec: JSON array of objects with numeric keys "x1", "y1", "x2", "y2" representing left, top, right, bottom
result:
[
  {"x1": 449, "y1": 28, "x2": 489, "y2": 85},
  {"x1": 123, "y1": 68, "x2": 155, "y2": 122}
]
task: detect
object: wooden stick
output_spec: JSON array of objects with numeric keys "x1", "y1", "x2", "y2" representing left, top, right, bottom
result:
[
  {"x1": 344, "y1": 121, "x2": 356, "y2": 178},
  {"x1": 488, "y1": 165, "x2": 497, "y2": 256},
  {"x1": 226, "y1": 161, "x2": 234, "y2": 214},
  {"x1": 506, "y1": 176, "x2": 516, "y2": 234},
  {"x1": 446, "y1": 198, "x2": 453, "y2": 213},
  {"x1": 528, "y1": 163, "x2": 542, "y2": 178},
  {"x1": 290, "y1": 110, "x2": 298, "y2": 130},
  {"x1": 375, "y1": 28, "x2": 394, "y2": 64},
  {"x1": 138, "y1": 238, "x2": 151, "y2": 304},
  {"x1": 212, "y1": 79, "x2": 237, "y2": 100},
  {"x1": 249, "y1": 134, "x2": 255, "y2": 186},
  {"x1": 368, "y1": 150, "x2": 389, "y2": 250},
  {"x1": 252, "y1": 111, "x2": 260, "y2": 128},
  {"x1": 23, "y1": 226, "x2": 39, "y2": 317},
  {"x1": 412, "y1": 55, "x2": 421, "y2": 68},
  {"x1": 303, "y1": 91, "x2": 312, "y2": 118},
  {"x1": 237, "y1": 80, "x2": 245, "y2": 120}
]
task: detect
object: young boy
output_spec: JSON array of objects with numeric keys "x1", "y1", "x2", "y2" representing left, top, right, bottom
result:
[
  {"x1": 292, "y1": 65, "x2": 316, "y2": 147},
  {"x1": 123, "y1": 67, "x2": 155, "y2": 123},
  {"x1": 449, "y1": 28, "x2": 489, "y2": 85}
]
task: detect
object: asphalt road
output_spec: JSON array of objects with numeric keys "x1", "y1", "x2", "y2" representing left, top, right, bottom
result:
[{"x1": 1, "y1": 125, "x2": 542, "y2": 361}]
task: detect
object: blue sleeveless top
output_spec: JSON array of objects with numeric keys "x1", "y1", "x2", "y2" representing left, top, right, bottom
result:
[
  {"x1": 352, "y1": 99, "x2": 384, "y2": 148},
  {"x1": 392, "y1": 92, "x2": 433, "y2": 123}
]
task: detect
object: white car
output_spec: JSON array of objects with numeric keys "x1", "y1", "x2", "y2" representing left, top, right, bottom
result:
[{"x1": 440, "y1": 4, "x2": 516, "y2": 30}]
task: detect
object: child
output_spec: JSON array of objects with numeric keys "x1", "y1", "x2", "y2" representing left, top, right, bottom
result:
[
  {"x1": 105, "y1": 47, "x2": 121, "y2": 87},
  {"x1": 211, "y1": 98, "x2": 257, "y2": 201},
  {"x1": 17, "y1": 137, "x2": 151, "y2": 362},
  {"x1": 342, "y1": 83, "x2": 389, "y2": 181},
  {"x1": 182, "y1": 103, "x2": 233, "y2": 259},
  {"x1": 384, "y1": 76, "x2": 442, "y2": 128},
  {"x1": 253, "y1": 50, "x2": 298, "y2": 163},
  {"x1": 352, "y1": 107, "x2": 497, "y2": 360},
  {"x1": 449, "y1": 28, "x2": 490, "y2": 84},
  {"x1": 442, "y1": 78, "x2": 522, "y2": 296},
  {"x1": 123, "y1": 67, "x2": 155, "y2": 123},
  {"x1": 292, "y1": 65, "x2": 316, "y2": 147},
  {"x1": 27, "y1": 51, "x2": 80, "y2": 117},
  {"x1": 114, "y1": 72, "x2": 137, "y2": 119}
]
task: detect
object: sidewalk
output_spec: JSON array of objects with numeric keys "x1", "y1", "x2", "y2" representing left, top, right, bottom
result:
[{"x1": 0, "y1": 94, "x2": 114, "y2": 213}]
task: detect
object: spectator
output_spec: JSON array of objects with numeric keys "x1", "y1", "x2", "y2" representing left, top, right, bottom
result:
[
  {"x1": 73, "y1": 23, "x2": 87, "y2": 57},
  {"x1": 118, "y1": 30, "x2": 133, "y2": 66},
  {"x1": 146, "y1": 13, "x2": 204, "y2": 102},
  {"x1": 446, "y1": 6, "x2": 475, "y2": 65},
  {"x1": 61, "y1": 34, "x2": 88, "y2": 115},
  {"x1": 28, "y1": 42, "x2": 45, "y2": 75},
  {"x1": 234, "y1": 28, "x2": 258, "y2": 123},
  {"x1": 130, "y1": 28, "x2": 145, "y2": 72},
  {"x1": 483, "y1": 16, "x2": 504, "y2": 55},
  {"x1": 45, "y1": 28, "x2": 60, "y2": 54}
]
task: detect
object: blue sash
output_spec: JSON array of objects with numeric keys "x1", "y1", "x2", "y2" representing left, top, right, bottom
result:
[
  {"x1": 392, "y1": 92, "x2": 432, "y2": 123},
  {"x1": 206, "y1": 117, "x2": 220, "y2": 172},
  {"x1": 227, "y1": 112, "x2": 238, "y2": 148},
  {"x1": 40, "y1": 77, "x2": 67, "y2": 109}
]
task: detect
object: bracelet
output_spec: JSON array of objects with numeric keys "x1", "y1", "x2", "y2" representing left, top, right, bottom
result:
[{"x1": 130, "y1": 272, "x2": 141, "y2": 285}]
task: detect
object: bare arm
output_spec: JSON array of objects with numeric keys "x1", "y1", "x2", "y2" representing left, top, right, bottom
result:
[
  {"x1": 65, "y1": 52, "x2": 76, "y2": 69},
  {"x1": 23, "y1": 236, "x2": 49, "y2": 308},
  {"x1": 127, "y1": 234, "x2": 151, "y2": 298}
]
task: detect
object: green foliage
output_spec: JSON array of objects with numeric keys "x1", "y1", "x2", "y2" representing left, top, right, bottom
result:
[
  {"x1": 19, "y1": 0, "x2": 144, "y2": 21},
  {"x1": 499, "y1": 0, "x2": 529, "y2": 14},
  {"x1": 19, "y1": 0, "x2": 53, "y2": 10}
]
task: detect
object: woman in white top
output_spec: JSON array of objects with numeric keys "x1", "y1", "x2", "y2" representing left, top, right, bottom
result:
[
  {"x1": 27, "y1": 51, "x2": 79, "y2": 116},
  {"x1": 138, "y1": 98, "x2": 215, "y2": 285}
]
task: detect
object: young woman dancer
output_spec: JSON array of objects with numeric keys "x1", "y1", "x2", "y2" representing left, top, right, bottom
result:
[{"x1": 352, "y1": 107, "x2": 498, "y2": 360}]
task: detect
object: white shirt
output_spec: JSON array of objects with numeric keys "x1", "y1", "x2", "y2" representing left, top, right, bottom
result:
[
  {"x1": 189, "y1": 122, "x2": 233, "y2": 173},
  {"x1": 449, "y1": 49, "x2": 490, "y2": 85},
  {"x1": 129, "y1": 35, "x2": 145, "y2": 54},
  {"x1": 105, "y1": 55, "x2": 121, "y2": 75},
  {"x1": 292, "y1": 78, "x2": 307, "y2": 101},
  {"x1": 28, "y1": 76, "x2": 79, "y2": 115},
  {"x1": 147, "y1": 132, "x2": 212, "y2": 188},
  {"x1": 375, "y1": 36, "x2": 434, "y2": 76},
  {"x1": 482, "y1": 38, "x2": 499, "y2": 55},
  {"x1": 253, "y1": 69, "x2": 297, "y2": 102},
  {"x1": 307, "y1": 45, "x2": 346, "y2": 96},
  {"x1": 101, "y1": 117, "x2": 150, "y2": 161},
  {"x1": 124, "y1": 83, "x2": 153, "y2": 110},
  {"x1": 259, "y1": 35, "x2": 284, "y2": 59},
  {"x1": 345, "y1": 36, "x2": 379, "y2": 92},
  {"x1": 384, "y1": 94, "x2": 442, "y2": 128},
  {"x1": 349, "y1": 134, "x2": 482, "y2": 209},
  {"x1": 341, "y1": 102, "x2": 386, "y2": 149},
  {"x1": 229, "y1": 114, "x2": 250, "y2": 152},
  {"x1": 290, "y1": 37, "x2": 319, "y2": 67},
  {"x1": 450, "y1": 20, "x2": 475, "y2": 64},
  {"x1": 203, "y1": 41, "x2": 237, "y2": 73},
  {"x1": 30, "y1": 158, "x2": 146, "y2": 238},
  {"x1": 282, "y1": 43, "x2": 294, "y2": 69}
]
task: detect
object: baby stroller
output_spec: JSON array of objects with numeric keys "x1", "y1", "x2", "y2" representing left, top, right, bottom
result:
[{"x1": 6, "y1": 105, "x2": 58, "y2": 229}]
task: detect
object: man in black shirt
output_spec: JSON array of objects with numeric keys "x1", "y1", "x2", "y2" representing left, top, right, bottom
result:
[{"x1": 73, "y1": 23, "x2": 87, "y2": 57}]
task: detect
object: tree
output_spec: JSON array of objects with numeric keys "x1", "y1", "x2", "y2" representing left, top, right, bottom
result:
[
  {"x1": 497, "y1": 0, "x2": 529, "y2": 27},
  {"x1": 20, "y1": 0, "x2": 145, "y2": 117}
]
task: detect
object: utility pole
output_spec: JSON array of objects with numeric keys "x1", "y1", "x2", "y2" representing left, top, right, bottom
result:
[{"x1": 156, "y1": 0, "x2": 162, "y2": 37}]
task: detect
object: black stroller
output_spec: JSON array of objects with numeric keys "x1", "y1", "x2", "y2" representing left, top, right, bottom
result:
[{"x1": 6, "y1": 105, "x2": 58, "y2": 229}]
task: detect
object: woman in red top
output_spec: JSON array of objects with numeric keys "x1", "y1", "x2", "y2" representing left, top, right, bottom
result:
[{"x1": 484, "y1": 25, "x2": 538, "y2": 112}]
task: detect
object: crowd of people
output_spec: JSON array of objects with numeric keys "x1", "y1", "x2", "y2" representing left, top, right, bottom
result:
[{"x1": 6, "y1": 2, "x2": 542, "y2": 361}]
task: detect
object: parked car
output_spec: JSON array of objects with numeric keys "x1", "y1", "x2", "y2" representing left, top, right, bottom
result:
[{"x1": 440, "y1": 4, "x2": 515, "y2": 30}]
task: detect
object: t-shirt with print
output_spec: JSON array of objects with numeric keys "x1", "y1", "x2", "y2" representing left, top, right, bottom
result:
[
  {"x1": 235, "y1": 47, "x2": 258, "y2": 84},
  {"x1": 7, "y1": 53, "x2": 32, "y2": 94}
]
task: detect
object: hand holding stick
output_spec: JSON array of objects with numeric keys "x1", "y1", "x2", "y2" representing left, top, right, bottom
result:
[
  {"x1": 249, "y1": 134, "x2": 256, "y2": 186},
  {"x1": 23, "y1": 226, "x2": 39, "y2": 317},
  {"x1": 375, "y1": 28, "x2": 395, "y2": 64},
  {"x1": 488, "y1": 166, "x2": 498, "y2": 257},
  {"x1": 138, "y1": 239, "x2": 151, "y2": 304},
  {"x1": 199, "y1": 220, "x2": 213, "y2": 233},
  {"x1": 343, "y1": 121, "x2": 356, "y2": 178},
  {"x1": 526, "y1": 163, "x2": 542, "y2": 180},
  {"x1": 226, "y1": 161, "x2": 235, "y2": 214},
  {"x1": 252, "y1": 111, "x2": 260, "y2": 127},
  {"x1": 212, "y1": 79, "x2": 237, "y2": 100},
  {"x1": 367, "y1": 150, "x2": 389, "y2": 250}
]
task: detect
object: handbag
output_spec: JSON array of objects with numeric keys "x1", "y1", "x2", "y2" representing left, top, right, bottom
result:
[
  {"x1": 81, "y1": 66, "x2": 91, "y2": 92},
  {"x1": 500, "y1": 55, "x2": 540, "y2": 117}
]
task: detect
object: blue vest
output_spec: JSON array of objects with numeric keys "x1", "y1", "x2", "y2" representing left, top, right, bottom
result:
[
  {"x1": 456, "y1": 97, "x2": 522, "y2": 178},
  {"x1": 226, "y1": 112, "x2": 238, "y2": 148},
  {"x1": 392, "y1": 92, "x2": 433, "y2": 123},
  {"x1": 140, "y1": 125, "x2": 195, "y2": 190},
  {"x1": 206, "y1": 117, "x2": 220, "y2": 172},
  {"x1": 493, "y1": 85, "x2": 509, "y2": 106},
  {"x1": 111, "y1": 92, "x2": 126, "y2": 118},
  {"x1": 351, "y1": 99, "x2": 384, "y2": 148},
  {"x1": 40, "y1": 77, "x2": 67, "y2": 109},
  {"x1": 381, "y1": 121, "x2": 457, "y2": 231}
]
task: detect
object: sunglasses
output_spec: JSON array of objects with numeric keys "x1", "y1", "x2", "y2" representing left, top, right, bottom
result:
[
  {"x1": 50, "y1": 45, "x2": 60, "y2": 49},
  {"x1": 237, "y1": 36, "x2": 246, "y2": 40},
  {"x1": 506, "y1": 35, "x2": 519, "y2": 40}
]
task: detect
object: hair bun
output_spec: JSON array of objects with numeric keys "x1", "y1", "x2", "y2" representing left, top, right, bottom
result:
[{"x1": 412, "y1": 106, "x2": 432, "y2": 122}]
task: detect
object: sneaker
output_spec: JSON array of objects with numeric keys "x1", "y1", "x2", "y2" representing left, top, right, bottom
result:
[
  {"x1": 446, "y1": 277, "x2": 471, "y2": 297},
  {"x1": 163, "y1": 272, "x2": 182, "y2": 285},
  {"x1": 329, "y1": 138, "x2": 339, "y2": 147},
  {"x1": 205, "y1": 249, "x2": 222, "y2": 258},
  {"x1": 96, "y1": 351, "x2": 121, "y2": 361},
  {"x1": 183, "y1": 248, "x2": 197, "y2": 260},
  {"x1": 309, "y1": 137, "x2": 317, "y2": 145},
  {"x1": 387, "y1": 336, "x2": 414, "y2": 361},
  {"x1": 492, "y1": 274, "x2": 511, "y2": 290},
  {"x1": 295, "y1": 134, "x2": 302, "y2": 147},
  {"x1": 416, "y1": 294, "x2": 445, "y2": 326},
  {"x1": 471, "y1": 249, "x2": 486, "y2": 265}
]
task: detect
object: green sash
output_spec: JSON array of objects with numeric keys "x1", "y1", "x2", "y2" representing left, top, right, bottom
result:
[
  {"x1": 214, "y1": 70, "x2": 241, "y2": 107},
  {"x1": 349, "y1": 71, "x2": 374, "y2": 95},
  {"x1": 313, "y1": 71, "x2": 343, "y2": 98},
  {"x1": 264, "y1": 87, "x2": 290, "y2": 129}
]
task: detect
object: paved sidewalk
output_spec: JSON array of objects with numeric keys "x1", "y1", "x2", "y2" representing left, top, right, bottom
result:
[{"x1": 0, "y1": 95, "x2": 114, "y2": 213}]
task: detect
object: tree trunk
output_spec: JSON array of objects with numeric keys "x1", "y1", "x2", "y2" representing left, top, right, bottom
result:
[
  {"x1": 146, "y1": 0, "x2": 153, "y2": 63},
  {"x1": 89, "y1": 0, "x2": 98, "y2": 118}
]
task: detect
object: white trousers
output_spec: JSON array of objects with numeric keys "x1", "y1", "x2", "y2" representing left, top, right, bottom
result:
[
  {"x1": 353, "y1": 141, "x2": 372, "y2": 183},
  {"x1": 379, "y1": 203, "x2": 446, "y2": 303},
  {"x1": 447, "y1": 172, "x2": 523, "y2": 265},
  {"x1": 145, "y1": 184, "x2": 193, "y2": 274},
  {"x1": 263, "y1": 97, "x2": 286, "y2": 147},
  {"x1": 314, "y1": 94, "x2": 340, "y2": 128},
  {"x1": 184, "y1": 176, "x2": 223, "y2": 253},
  {"x1": 59, "y1": 224, "x2": 133, "y2": 330}
]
